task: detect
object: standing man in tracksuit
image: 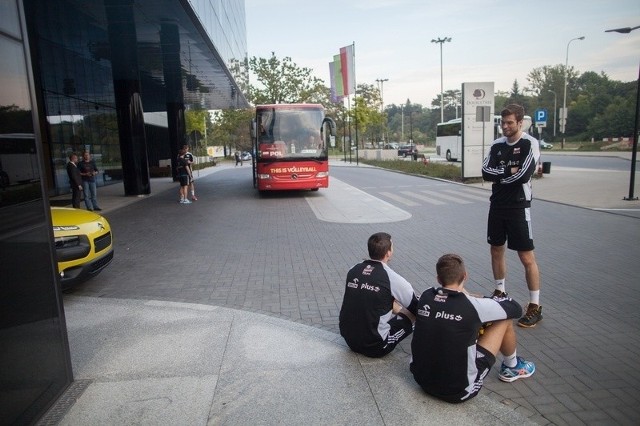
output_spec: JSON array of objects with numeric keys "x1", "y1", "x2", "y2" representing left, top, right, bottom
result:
[
  {"x1": 482, "y1": 104, "x2": 542, "y2": 328},
  {"x1": 339, "y1": 232, "x2": 419, "y2": 358}
]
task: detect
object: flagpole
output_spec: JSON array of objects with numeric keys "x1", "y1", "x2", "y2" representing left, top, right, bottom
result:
[
  {"x1": 347, "y1": 96, "x2": 352, "y2": 163},
  {"x1": 351, "y1": 42, "x2": 358, "y2": 166}
]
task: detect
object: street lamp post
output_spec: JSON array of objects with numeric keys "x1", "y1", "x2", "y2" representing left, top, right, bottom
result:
[
  {"x1": 376, "y1": 78, "x2": 389, "y2": 145},
  {"x1": 562, "y1": 36, "x2": 585, "y2": 149},
  {"x1": 431, "y1": 37, "x2": 451, "y2": 123},
  {"x1": 606, "y1": 25, "x2": 640, "y2": 200},
  {"x1": 547, "y1": 89, "x2": 557, "y2": 137}
]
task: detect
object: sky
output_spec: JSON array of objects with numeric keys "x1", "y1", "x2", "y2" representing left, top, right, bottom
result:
[{"x1": 245, "y1": 0, "x2": 640, "y2": 107}]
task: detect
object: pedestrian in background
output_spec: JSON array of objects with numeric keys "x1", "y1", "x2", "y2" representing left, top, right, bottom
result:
[
  {"x1": 176, "y1": 148, "x2": 191, "y2": 204},
  {"x1": 183, "y1": 144, "x2": 197, "y2": 201},
  {"x1": 481, "y1": 104, "x2": 542, "y2": 327},
  {"x1": 79, "y1": 151, "x2": 101, "y2": 211},
  {"x1": 66, "y1": 153, "x2": 83, "y2": 208},
  {"x1": 234, "y1": 150, "x2": 243, "y2": 166}
]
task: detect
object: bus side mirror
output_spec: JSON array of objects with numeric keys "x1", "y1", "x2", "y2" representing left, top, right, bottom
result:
[
  {"x1": 251, "y1": 119, "x2": 257, "y2": 139},
  {"x1": 322, "y1": 117, "x2": 337, "y2": 148}
]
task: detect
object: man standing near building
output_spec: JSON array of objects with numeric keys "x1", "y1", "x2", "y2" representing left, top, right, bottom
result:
[
  {"x1": 66, "y1": 153, "x2": 83, "y2": 208},
  {"x1": 79, "y1": 151, "x2": 101, "y2": 211},
  {"x1": 481, "y1": 104, "x2": 542, "y2": 327},
  {"x1": 182, "y1": 144, "x2": 197, "y2": 201},
  {"x1": 339, "y1": 232, "x2": 419, "y2": 358}
]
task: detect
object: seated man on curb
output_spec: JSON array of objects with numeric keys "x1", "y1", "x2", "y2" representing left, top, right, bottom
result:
[
  {"x1": 410, "y1": 253, "x2": 535, "y2": 403},
  {"x1": 339, "y1": 232, "x2": 419, "y2": 358}
]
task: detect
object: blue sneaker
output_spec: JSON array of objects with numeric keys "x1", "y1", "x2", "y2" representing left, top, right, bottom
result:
[{"x1": 498, "y1": 356, "x2": 535, "y2": 382}]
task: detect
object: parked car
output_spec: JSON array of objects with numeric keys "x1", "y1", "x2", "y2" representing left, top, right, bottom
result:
[
  {"x1": 240, "y1": 151, "x2": 252, "y2": 161},
  {"x1": 51, "y1": 207, "x2": 114, "y2": 289},
  {"x1": 397, "y1": 144, "x2": 418, "y2": 157},
  {"x1": 383, "y1": 142, "x2": 399, "y2": 149},
  {"x1": 540, "y1": 140, "x2": 553, "y2": 149}
]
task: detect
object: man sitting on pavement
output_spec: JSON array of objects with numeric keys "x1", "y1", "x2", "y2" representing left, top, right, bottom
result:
[
  {"x1": 410, "y1": 253, "x2": 535, "y2": 403},
  {"x1": 339, "y1": 232, "x2": 419, "y2": 358}
]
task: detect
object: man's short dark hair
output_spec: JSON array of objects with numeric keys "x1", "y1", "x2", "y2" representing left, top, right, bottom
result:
[
  {"x1": 501, "y1": 104, "x2": 525, "y2": 122},
  {"x1": 436, "y1": 253, "x2": 466, "y2": 286},
  {"x1": 368, "y1": 232, "x2": 392, "y2": 260}
]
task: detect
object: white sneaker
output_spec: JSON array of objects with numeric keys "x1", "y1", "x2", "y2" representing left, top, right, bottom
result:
[{"x1": 182, "y1": 199, "x2": 192, "y2": 204}]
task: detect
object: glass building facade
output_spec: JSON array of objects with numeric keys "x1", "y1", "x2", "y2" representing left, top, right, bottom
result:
[
  {"x1": 0, "y1": 0, "x2": 247, "y2": 423},
  {"x1": 23, "y1": 0, "x2": 249, "y2": 197}
]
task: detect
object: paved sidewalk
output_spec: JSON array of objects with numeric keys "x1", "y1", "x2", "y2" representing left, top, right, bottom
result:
[
  {"x1": 48, "y1": 296, "x2": 535, "y2": 425},
  {"x1": 40, "y1": 155, "x2": 639, "y2": 424}
]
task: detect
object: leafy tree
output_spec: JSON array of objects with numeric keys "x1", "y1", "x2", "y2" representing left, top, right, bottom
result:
[
  {"x1": 352, "y1": 83, "x2": 382, "y2": 146},
  {"x1": 248, "y1": 53, "x2": 327, "y2": 105},
  {"x1": 587, "y1": 96, "x2": 635, "y2": 139},
  {"x1": 210, "y1": 108, "x2": 253, "y2": 154}
]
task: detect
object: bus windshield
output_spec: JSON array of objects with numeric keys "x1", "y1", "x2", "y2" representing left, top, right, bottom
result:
[{"x1": 256, "y1": 106, "x2": 326, "y2": 160}]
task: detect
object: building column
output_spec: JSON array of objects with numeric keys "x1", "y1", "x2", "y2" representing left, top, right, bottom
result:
[
  {"x1": 105, "y1": 0, "x2": 150, "y2": 195},
  {"x1": 160, "y1": 22, "x2": 186, "y2": 178}
]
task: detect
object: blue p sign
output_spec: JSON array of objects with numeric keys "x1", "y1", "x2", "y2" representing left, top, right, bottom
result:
[{"x1": 535, "y1": 108, "x2": 548, "y2": 123}]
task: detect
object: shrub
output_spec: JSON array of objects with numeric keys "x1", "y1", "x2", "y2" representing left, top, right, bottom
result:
[{"x1": 359, "y1": 159, "x2": 480, "y2": 182}]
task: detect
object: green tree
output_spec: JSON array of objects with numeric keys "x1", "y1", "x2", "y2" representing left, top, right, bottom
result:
[
  {"x1": 210, "y1": 108, "x2": 253, "y2": 154},
  {"x1": 248, "y1": 53, "x2": 327, "y2": 105},
  {"x1": 352, "y1": 83, "x2": 382, "y2": 146}
]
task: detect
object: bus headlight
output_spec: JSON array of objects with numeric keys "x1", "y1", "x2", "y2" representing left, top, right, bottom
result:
[
  {"x1": 257, "y1": 173, "x2": 271, "y2": 179},
  {"x1": 316, "y1": 172, "x2": 328, "y2": 178}
]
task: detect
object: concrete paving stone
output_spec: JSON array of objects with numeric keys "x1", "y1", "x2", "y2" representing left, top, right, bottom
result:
[
  {"x1": 535, "y1": 402, "x2": 575, "y2": 417},
  {"x1": 574, "y1": 409, "x2": 616, "y2": 424},
  {"x1": 60, "y1": 375, "x2": 218, "y2": 426},
  {"x1": 208, "y1": 364, "x2": 384, "y2": 426},
  {"x1": 543, "y1": 412, "x2": 585, "y2": 426},
  {"x1": 555, "y1": 392, "x2": 590, "y2": 413},
  {"x1": 609, "y1": 386, "x2": 640, "y2": 405},
  {"x1": 518, "y1": 393, "x2": 560, "y2": 407},
  {"x1": 605, "y1": 406, "x2": 640, "y2": 425}
]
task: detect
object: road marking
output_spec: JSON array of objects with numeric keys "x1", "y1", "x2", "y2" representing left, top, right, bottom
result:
[
  {"x1": 399, "y1": 191, "x2": 445, "y2": 205},
  {"x1": 305, "y1": 178, "x2": 411, "y2": 223},
  {"x1": 442, "y1": 189, "x2": 489, "y2": 202},
  {"x1": 379, "y1": 191, "x2": 421, "y2": 206},
  {"x1": 418, "y1": 189, "x2": 472, "y2": 204}
]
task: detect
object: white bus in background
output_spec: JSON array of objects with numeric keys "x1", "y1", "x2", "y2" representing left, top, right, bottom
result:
[{"x1": 435, "y1": 115, "x2": 532, "y2": 162}]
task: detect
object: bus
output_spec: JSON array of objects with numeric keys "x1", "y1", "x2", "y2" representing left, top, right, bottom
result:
[
  {"x1": 251, "y1": 104, "x2": 336, "y2": 191},
  {"x1": 436, "y1": 115, "x2": 532, "y2": 162}
]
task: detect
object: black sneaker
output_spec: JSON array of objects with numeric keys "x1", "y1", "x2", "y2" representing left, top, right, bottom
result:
[
  {"x1": 518, "y1": 303, "x2": 543, "y2": 328},
  {"x1": 491, "y1": 289, "x2": 508, "y2": 299}
]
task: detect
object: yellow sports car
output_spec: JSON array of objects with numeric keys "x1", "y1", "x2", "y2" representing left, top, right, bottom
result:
[{"x1": 51, "y1": 207, "x2": 114, "y2": 288}]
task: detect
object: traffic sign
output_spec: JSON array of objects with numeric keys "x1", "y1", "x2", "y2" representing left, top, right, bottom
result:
[{"x1": 535, "y1": 108, "x2": 548, "y2": 123}]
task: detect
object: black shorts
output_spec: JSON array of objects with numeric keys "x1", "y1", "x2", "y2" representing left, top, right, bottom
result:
[
  {"x1": 487, "y1": 207, "x2": 535, "y2": 251},
  {"x1": 179, "y1": 175, "x2": 189, "y2": 186},
  {"x1": 351, "y1": 314, "x2": 413, "y2": 358},
  {"x1": 428, "y1": 345, "x2": 495, "y2": 404}
]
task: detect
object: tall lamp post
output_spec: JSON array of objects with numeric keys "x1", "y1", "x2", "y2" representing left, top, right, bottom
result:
[
  {"x1": 606, "y1": 25, "x2": 640, "y2": 200},
  {"x1": 547, "y1": 89, "x2": 557, "y2": 137},
  {"x1": 431, "y1": 37, "x2": 451, "y2": 123},
  {"x1": 376, "y1": 78, "x2": 389, "y2": 144},
  {"x1": 562, "y1": 36, "x2": 585, "y2": 148}
]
